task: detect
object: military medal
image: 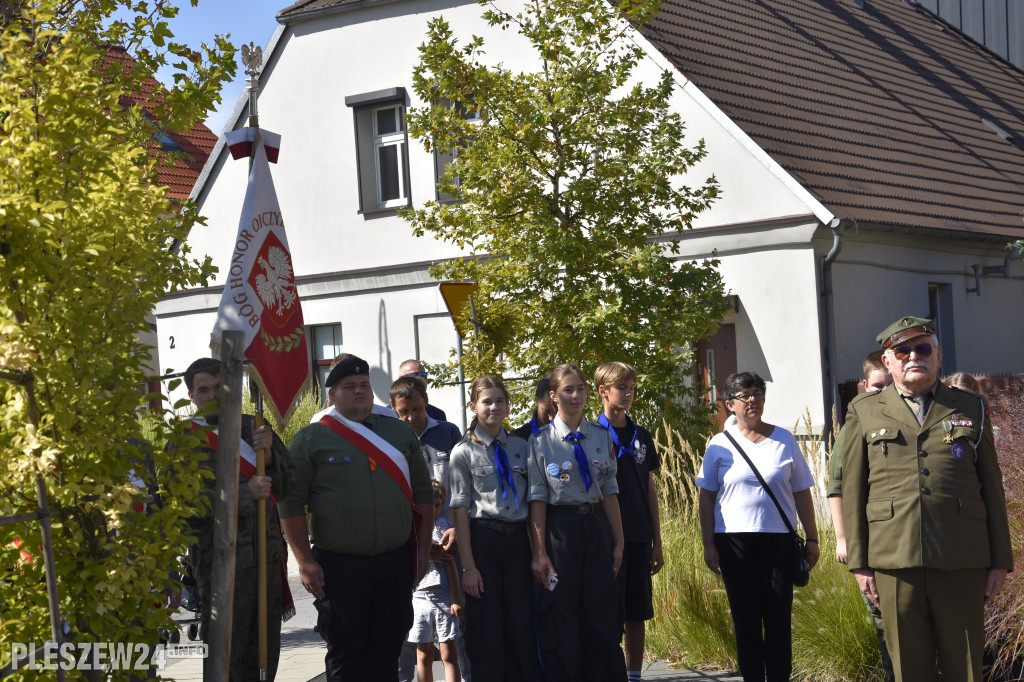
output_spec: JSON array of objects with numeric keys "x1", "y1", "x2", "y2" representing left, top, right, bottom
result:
[
  {"x1": 952, "y1": 443, "x2": 965, "y2": 459},
  {"x1": 942, "y1": 419, "x2": 954, "y2": 444}
]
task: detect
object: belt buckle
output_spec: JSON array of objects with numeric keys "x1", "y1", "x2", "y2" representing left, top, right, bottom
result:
[{"x1": 578, "y1": 503, "x2": 592, "y2": 515}]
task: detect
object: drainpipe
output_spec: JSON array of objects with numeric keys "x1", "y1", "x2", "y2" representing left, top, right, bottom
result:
[{"x1": 821, "y1": 218, "x2": 846, "y2": 437}]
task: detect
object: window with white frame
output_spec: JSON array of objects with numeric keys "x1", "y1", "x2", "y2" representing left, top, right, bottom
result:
[
  {"x1": 310, "y1": 323, "x2": 343, "y2": 404},
  {"x1": 346, "y1": 88, "x2": 411, "y2": 212}
]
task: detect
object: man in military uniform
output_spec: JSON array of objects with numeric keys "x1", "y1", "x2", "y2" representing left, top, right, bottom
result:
[
  {"x1": 280, "y1": 355, "x2": 434, "y2": 681},
  {"x1": 184, "y1": 357, "x2": 293, "y2": 681},
  {"x1": 841, "y1": 317, "x2": 1012, "y2": 682}
]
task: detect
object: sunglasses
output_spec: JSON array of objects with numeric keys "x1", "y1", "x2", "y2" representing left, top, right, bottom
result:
[
  {"x1": 406, "y1": 371, "x2": 429, "y2": 378},
  {"x1": 889, "y1": 343, "x2": 934, "y2": 360}
]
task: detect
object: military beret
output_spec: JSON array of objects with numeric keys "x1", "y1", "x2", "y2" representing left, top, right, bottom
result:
[
  {"x1": 325, "y1": 355, "x2": 369, "y2": 387},
  {"x1": 876, "y1": 316, "x2": 936, "y2": 349},
  {"x1": 184, "y1": 357, "x2": 221, "y2": 391}
]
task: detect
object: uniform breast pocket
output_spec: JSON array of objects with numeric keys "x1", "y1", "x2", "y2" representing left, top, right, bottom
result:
[
  {"x1": 471, "y1": 465, "x2": 499, "y2": 494},
  {"x1": 867, "y1": 425, "x2": 902, "y2": 460}
]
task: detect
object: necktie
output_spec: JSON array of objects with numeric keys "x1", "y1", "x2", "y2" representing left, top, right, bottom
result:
[
  {"x1": 597, "y1": 413, "x2": 636, "y2": 459},
  {"x1": 492, "y1": 440, "x2": 520, "y2": 508},
  {"x1": 565, "y1": 432, "x2": 592, "y2": 491},
  {"x1": 911, "y1": 395, "x2": 928, "y2": 425}
]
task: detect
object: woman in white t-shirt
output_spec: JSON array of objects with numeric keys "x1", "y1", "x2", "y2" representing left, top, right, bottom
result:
[{"x1": 696, "y1": 372, "x2": 819, "y2": 682}]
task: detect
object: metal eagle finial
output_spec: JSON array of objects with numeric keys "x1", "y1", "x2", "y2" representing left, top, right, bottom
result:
[{"x1": 242, "y1": 42, "x2": 263, "y2": 79}]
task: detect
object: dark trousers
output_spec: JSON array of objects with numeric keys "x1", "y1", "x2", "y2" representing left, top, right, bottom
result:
[
  {"x1": 538, "y1": 510, "x2": 626, "y2": 682},
  {"x1": 314, "y1": 544, "x2": 414, "y2": 682},
  {"x1": 875, "y1": 566, "x2": 987, "y2": 682},
  {"x1": 464, "y1": 521, "x2": 537, "y2": 682},
  {"x1": 715, "y1": 533, "x2": 795, "y2": 682},
  {"x1": 200, "y1": 561, "x2": 283, "y2": 681}
]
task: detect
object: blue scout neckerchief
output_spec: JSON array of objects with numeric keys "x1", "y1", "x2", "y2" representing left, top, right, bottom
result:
[
  {"x1": 564, "y1": 431, "x2": 593, "y2": 491},
  {"x1": 529, "y1": 413, "x2": 542, "y2": 435},
  {"x1": 491, "y1": 437, "x2": 520, "y2": 508},
  {"x1": 598, "y1": 412, "x2": 637, "y2": 459}
]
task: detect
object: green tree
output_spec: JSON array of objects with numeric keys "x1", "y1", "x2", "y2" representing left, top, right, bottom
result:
[
  {"x1": 404, "y1": 0, "x2": 728, "y2": 428},
  {"x1": 0, "y1": 2, "x2": 233, "y2": 677}
]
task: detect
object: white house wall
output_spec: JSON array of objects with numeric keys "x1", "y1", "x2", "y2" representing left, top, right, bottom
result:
[
  {"x1": 675, "y1": 219, "x2": 827, "y2": 433},
  {"x1": 156, "y1": 0, "x2": 832, "y2": 423},
  {"x1": 828, "y1": 232, "x2": 1024, "y2": 384}
]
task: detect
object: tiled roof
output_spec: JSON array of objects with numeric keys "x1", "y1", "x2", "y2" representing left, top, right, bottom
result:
[
  {"x1": 277, "y1": 0, "x2": 365, "y2": 20},
  {"x1": 638, "y1": 0, "x2": 1024, "y2": 237},
  {"x1": 103, "y1": 46, "x2": 217, "y2": 202}
]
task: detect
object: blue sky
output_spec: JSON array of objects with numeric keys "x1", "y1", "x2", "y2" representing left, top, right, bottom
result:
[{"x1": 156, "y1": 0, "x2": 286, "y2": 134}]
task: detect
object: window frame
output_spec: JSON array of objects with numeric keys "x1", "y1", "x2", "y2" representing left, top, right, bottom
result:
[
  {"x1": 433, "y1": 102, "x2": 481, "y2": 203},
  {"x1": 345, "y1": 88, "x2": 411, "y2": 214},
  {"x1": 309, "y1": 323, "x2": 344, "y2": 404}
]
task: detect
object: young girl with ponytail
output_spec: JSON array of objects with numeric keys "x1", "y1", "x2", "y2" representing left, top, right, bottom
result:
[
  {"x1": 448, "y1": 376, "x2": 536, "y2": 681},
  {"x1": 527, "y1": 363, "x2": 626, "y2": 682}
]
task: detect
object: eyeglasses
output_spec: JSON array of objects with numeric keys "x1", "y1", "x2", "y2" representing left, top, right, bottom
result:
[
  {"x1": 406, "y1": 371, "x2": 429, "y2": 378},
  {"x1": 888, "y1": 343, "x2": 934, "y2": 360},
  {"x1": 729, "y1": 391, "x2": 764, "y2": 403}
]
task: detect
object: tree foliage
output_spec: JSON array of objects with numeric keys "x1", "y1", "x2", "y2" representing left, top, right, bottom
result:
[
  {"x1": 404, "y1": 0, "x2": 728, "y2": 426},
  {"x1": 0, "y1": 2, "x2": 233, "y2": 677}
]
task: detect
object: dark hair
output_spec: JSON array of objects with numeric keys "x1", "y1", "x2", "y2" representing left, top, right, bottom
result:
[
  {"x1": 534, "y1": 374, "x2": 553, "y2": 402},
  {"x1": 389, "y1": 375, "x2": 428, "y2": 403},
  {"x1": 184, "y1": 357, "x2": 220, "y2": 392},
  {"x1": 722, "y1": 371, "x2": 766, "y2": 404},
  {"x1": 467, "y1": 376, "x2": 510, "y2": 442}
]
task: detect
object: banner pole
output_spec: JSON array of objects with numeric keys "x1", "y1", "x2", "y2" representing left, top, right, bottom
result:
[{"x1": 242, "y1": 41, "x2": 270, "y2": 681}]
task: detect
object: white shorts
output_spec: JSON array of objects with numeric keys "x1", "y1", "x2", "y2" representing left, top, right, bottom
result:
[{"x1": 407, "y1": 590, "x2": 461, "y2": 643}]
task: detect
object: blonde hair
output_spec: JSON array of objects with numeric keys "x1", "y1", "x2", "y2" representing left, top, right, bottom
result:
[
  {"x1": 431, "y1": 478, "x2": 447, "y2": 502},
  {"x1": 466, "y1": 376, "x2": 510, "y2": 443},
  {"x1": 862, "y1": 350, "x2": 886, "y2": 380},
  {"x1": 594, "y1": 361, "x2": 637, "y2": 389},
  {"x1": 944, "y1": 372, "x2": 981, "y2": 394}
]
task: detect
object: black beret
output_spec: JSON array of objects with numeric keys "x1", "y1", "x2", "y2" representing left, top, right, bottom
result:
[
  {"x1": 325, "y1": 355, "x2": 370, "y2": 387},
  {"x1": 184, "y1": 357, "x2": 221, "y2": 391}
]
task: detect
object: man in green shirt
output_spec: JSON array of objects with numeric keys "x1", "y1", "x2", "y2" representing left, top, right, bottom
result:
[{"x1": 280, "y1": 355, "x2": 434, "y2": 681}]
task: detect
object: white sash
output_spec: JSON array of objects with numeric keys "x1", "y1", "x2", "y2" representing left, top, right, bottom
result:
[{"x1": 324, "y1": 408, "x2": 411, "y2": 487}]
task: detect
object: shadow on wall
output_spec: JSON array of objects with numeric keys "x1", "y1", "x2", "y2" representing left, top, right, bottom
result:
[{"x1": 372, "y1": 299, "x2": 393, "y2": 405}]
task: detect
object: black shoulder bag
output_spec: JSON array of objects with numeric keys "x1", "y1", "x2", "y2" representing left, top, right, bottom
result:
[{"x1": 723, "y1": 430, "x2": 811, "y2": 587}]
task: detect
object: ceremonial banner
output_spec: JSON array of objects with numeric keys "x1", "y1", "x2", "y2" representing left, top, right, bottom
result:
[{"x1": 211, "y1": 128, "x2": 309, "y2": 424}]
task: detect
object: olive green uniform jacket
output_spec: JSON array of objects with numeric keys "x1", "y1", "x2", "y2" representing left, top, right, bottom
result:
[{"x1": 841, "y1": 382, "x2": 1012, "y2": 572}]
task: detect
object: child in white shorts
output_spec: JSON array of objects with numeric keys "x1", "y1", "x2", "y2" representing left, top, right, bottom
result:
[{"x1": 408, "y1": 479, "x2": 464, "y2": 682}]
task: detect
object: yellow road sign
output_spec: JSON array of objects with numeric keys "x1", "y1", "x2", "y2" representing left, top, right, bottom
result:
[{"x1": 439, "y1": 282, "x2": 478, "y2": 338}]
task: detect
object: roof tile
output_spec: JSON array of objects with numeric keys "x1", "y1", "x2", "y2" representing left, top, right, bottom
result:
[{"x1": 639, "y1": 0, "x2": 1024, "y2": 235}]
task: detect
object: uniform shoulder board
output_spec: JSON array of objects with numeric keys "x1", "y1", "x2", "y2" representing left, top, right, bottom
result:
[{"x1": 848, "y1": 390, "x2": 879, "y2": 407}]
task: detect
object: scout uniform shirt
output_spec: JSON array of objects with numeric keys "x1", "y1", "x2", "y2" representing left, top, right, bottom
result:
[
  {"x1": 527, "y1": 415, "x2": 619, "y2": 505},
  {"x1": 449, "y1": 427, "x2": 530, "y2": 523},
  {"x1": 841, "y1": 381, "x2": 1012, "y2": 572}
]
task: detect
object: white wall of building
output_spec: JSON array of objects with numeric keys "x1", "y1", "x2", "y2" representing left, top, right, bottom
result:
[
  {"x1": 829, "y1": 232, "x2": 1024, "y2": 382},
  {"x1": 156, "y1": 0, "x2": 855, "y2": 429}
]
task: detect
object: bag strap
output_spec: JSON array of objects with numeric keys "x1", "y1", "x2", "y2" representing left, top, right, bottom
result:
[{"x1": 723, "y1": 430, "x2": 797, "y2": 535}]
